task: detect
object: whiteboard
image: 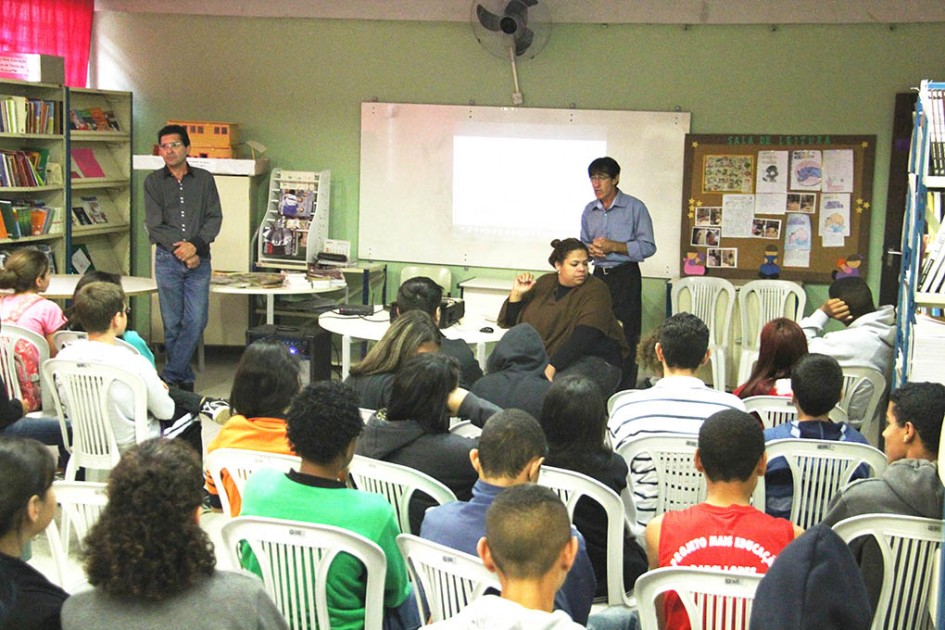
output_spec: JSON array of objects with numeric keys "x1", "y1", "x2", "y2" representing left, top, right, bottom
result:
[{"x1": 359, "y1": 103, "x2": 690, "y2": 278}]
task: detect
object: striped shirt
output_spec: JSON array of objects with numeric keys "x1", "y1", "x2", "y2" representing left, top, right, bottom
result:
[{"x1": 608, "y1": 376, "x2": 746, "y2": 527}]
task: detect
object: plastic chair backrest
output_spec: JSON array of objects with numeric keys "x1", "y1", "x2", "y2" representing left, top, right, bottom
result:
[
  {"x1": 0, "y1": 322, "x2": 52, "y2": 409},
  {"x1": 52, "y1": 330, "x2": 141, "y2": 357},
  {"x1": 742, "y1": 395, "x2": 797, "y2": 429},
  {"x1": 448, "y1": 420, "x2": 482, "y2": 438},
  {"x1": 671, "y1": 277, "x2": 736, "y2": 391},
  {"x1": 635, "y1": 566, "x2": 763, "y2": 630},
  {"x1": 617, "y1": 435, "x2": 765, "y2": 527},
  {"x1": 400, "y1": 266, "x2": 453, "y2": 296},
  {"x1": 52, "y1": 330, "x2": 87, "y2": 351},
  {"x1": 607, "y1": 389, "x2": 640, "y2": 416},
  {"x1": 833, "y1": 514, "x2": 943, "y2": 630},
  {"x1": 348, "y1": 455, "x2": 458, "y2": 534},
  {"x1": 222, "y1": 516, "x2": 387, "y2": 630},
  {"x1": 396, "y1": 533, "x2": 500, "y2": 623},
  {"x1": 736, "y1": 280, "x2": 806, "y2": 385},
  {"x1": 537, "y1": 466, "x2": 631, "y2": 606},
  {"x1": 44, "y1": 480, "x2": 108, "y2": 587},
  {"x1": 359, "y1": 407, "x2": 375, "y2": 423},
  {"x1": 764, "y1": 438, "x2": 887, "y2": 529},
  {"x1": 43, "y1": 358, "x2": 149, "y2": 480},
  {"x1": 839, "y1": 366, "x2": 887, "y2": 442},
  {"x1": 205, "y1": 448, "x2": 301, "y2": 517}
]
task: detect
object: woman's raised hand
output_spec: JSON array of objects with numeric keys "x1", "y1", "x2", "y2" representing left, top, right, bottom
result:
[{"x1": 510, "y1": 273, "x2": 535, "y2": 302}]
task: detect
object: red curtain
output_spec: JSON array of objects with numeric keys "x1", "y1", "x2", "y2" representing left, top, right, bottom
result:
[{"x1": 0, "y1": 0, "x2": 94, "y2": 87}]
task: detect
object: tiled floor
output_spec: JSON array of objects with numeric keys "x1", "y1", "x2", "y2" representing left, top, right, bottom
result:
[{"x1": 29, "y1": 345, "x2": 246, "y2": 592}]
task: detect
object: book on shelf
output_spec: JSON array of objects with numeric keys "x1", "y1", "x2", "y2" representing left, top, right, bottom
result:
[
  {"x1": 80, "y1": 196, "x2": 108, "y2": 224},
  {"x1": 920, "y1": 192, "x2": 945, "y2": 293},
  {"x1": 71, "y1": 204, "x2": 92, "y2": 226},
  {"x1": 278, "y1": 188, "x2": 315, "y2": 218},
  {"x1": 71, "y1": 243, "x2": 94, "y2": 274},
  {"x1": 0, "y1": 97, "x2": 57, "y2": 134},
  {"x1": 67, "y1": 108, "x2": 121, "y2": 132},
  {"x1": 70, "y1": 147, "x2": 106, "y2": 178},
  {"x1": 930, "y1": 88, "x2": 945, "y2": 177},
  {"x1": 0, "y1": 149, "x2": 45, "y2": 187}
]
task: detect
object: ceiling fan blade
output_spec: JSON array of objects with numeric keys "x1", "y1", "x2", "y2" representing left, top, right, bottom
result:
[
  {"x1": 476, "y1": 4, "x2": 504, "y2": 31},
  {"x1": 514, "y1": 27, "x2": 534, "y2": 56}
]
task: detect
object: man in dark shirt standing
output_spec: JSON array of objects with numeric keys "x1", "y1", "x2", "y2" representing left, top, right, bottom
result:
[{"x1": 144, "y1": 124, "x2": 222, "y2": 390}]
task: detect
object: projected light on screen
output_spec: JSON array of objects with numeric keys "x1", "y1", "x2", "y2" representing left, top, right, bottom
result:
[{"x1": 452, "y1": 135, "x2": 606, "y2": 237}]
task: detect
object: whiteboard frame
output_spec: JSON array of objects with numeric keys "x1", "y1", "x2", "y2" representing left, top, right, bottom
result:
[{"x1": 359, "y1": 102, "x2": 690, "y2": 278}]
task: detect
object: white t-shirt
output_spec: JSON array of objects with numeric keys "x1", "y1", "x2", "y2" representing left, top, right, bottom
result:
[{"x1": 56, "y1": 339, "x2": 175, "y2": 450}]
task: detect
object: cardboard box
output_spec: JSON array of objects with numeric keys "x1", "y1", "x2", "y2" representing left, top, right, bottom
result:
[
  {"x1": 188, "y1": 146, "x2": 235, "y2": 159},
  {"x1": 167, "y1": 120, "x2": 239, "y2": 148},
  {"x1": 0, "y1": 53, "x2": 64, "y2": 84}
]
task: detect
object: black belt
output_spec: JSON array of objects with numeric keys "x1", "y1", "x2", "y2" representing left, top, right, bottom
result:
[{"x1": 594, "y1": 262, "x2": 638, "y2": 276}]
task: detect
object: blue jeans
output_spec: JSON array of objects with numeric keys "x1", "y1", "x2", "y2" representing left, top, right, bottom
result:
[
  {"x1": 155, "y1": 247, "x2": 211, "y2": 385},
  {"x1": 384, "y1": 586, "x2": 421, "y2": 630},
  {"x1": 1, "y1": 414, "x2": 70, "y2": 464}
]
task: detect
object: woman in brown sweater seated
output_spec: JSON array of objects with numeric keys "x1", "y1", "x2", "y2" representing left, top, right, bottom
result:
[{"x1": 498, "y1": 238, "x2": 627, "y2": 396}]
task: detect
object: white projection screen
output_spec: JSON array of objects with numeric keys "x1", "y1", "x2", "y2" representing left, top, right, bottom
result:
[{"x1": 359, "y1": 103, "x2": 690, "y2": 277}]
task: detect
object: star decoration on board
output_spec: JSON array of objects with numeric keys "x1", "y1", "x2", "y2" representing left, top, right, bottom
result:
[
  {"x1": 861, "y1": 141, "x2": 869, "y2": 148},
  {"x1": 855, "y1": 199, "x2": 869, "y2": 214},
  {"x1": 692, "y1": 141, "x2": 699, "y2": 148}
]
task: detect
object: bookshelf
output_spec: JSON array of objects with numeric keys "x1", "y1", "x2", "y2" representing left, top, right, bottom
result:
[
  {"x1": 894, "y1": 79, "x2": 945, "y2": 388},
  {"x1": 66, "y1": 87, "x2": 132, "y2": 274},
  {"x1": 0, "y1": 78, "x2": 66, "y2": 270}
]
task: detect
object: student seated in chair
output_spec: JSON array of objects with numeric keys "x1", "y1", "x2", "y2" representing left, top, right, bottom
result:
[
  {"x1": 645, "y1": 409, "x2": 803, "y2": 630},
  {"x1": 420, "y1": 409, "x2": 596, "y2": 626},
  {"x1": 763, "y1": 353, "x2": 869, "y2": 520},
  {"x1": 239, "y1": 380, "x2": 420, "y2": 630},
  {"x1": 55, "y1": 282, "x2": 224, "y2": 454},
  {"x1": 394, "y1": 276, "x2": 482, "y2": 387},
  {"x1": 426, "y1": 484, "x2": 585, "y2": 629},
  {"x1": 822, "y1": 381, "x2": 945, "y2": 612}
]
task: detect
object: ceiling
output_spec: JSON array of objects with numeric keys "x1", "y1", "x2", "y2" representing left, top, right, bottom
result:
[{"x1": 93, "y1": 0, "x2": 945, "y2": 25}]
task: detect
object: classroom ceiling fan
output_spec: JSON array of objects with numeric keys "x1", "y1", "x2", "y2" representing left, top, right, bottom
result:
[{"x1": 471, "y1": 0, "x2": 553, "y2": 105}]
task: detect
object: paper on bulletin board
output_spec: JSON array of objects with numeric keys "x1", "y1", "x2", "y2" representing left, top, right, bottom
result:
[
  {"x1": 823, "y1": 150, "x2": 854, "y2": 193},
  {"x1": 721, "y1": 194, "x2": 755, "y2": 237},
  {"x1": 755, "y1": 193, "x2": 787, "y2": 215},
  {"x1": 791, "y1": 150, "x2": 822, "y2": 191},
  {"x1": 755, "y1": 151, "x2": 789, "y2": 193}
]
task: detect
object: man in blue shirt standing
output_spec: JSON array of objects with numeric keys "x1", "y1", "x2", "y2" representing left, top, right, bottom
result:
[
  {"x1": 144, "y1": 124, "x2": 222, "y2": 391},
  {"x1": 581, "y1": 157, "x2": 656, "y2": 389}
]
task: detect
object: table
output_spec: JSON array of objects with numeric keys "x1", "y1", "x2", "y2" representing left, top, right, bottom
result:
[
  {"x1": 210, "y1": 280, "x2": 348, "y2": 325},
  {"x1": 35, "y1": 274, "x2": 158, "y2": 299},
  {"x1": 318, "y1": 306, "x2": 506, "y2": 379}
]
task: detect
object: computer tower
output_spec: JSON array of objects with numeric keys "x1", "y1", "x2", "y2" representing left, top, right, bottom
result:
[{"x1": 245, "y1": 324, "x2": 332, "y2": 383}]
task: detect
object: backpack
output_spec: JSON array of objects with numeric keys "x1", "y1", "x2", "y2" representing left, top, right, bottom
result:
[{"x1": 1, "y1": 294, "x2": 45, "y2": 413}]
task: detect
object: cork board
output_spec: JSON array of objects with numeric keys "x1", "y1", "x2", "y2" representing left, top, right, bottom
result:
[{"x1": 680, "y1": 134, "x2": 876, "y2": 283}]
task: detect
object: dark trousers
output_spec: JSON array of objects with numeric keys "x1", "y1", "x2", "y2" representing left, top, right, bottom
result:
[{"x1": 594, "y1": 262, "x2": 642, "y2": 390}]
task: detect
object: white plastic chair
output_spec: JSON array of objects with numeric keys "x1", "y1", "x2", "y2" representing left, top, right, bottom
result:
[
  {"x1": 537, "y1": 466, "x2": 632, "y2": 606},
  {"x1": 670, "y1": 277, "x2": 736, "y2": 391},
  {"x1": 0, "y1": 322, "x2": 52, "y2": 410},
  {"x1": 764, "y1": 438, "x2": 887, "y2": 529},
  {"x1": 359, "y1": 407, "x2": 375, "y2": 423},
  {"x1": 400, "y1": 266, "x2": 453, "y2": 296},
  {"x1": 52, "y1": 329, "x2": 141, "y2": 357},
  {"x1": 204, "y1": 448, "x2": 301, "y2": 517},
  {"x1": 607, "y1": 389, "x2": 640, "y2": 416},
  {"x1": 43, "y1": 358, "x2": 150, "y2": 481},
  {"x1": 44, "y1": 480, "x2": 108, "y2": 588},
  {"x1": 743, "y1": 395, "x2": 849, "y2": 429},
  {"x1": 617, "y1": 435, "x2": 765, "y2": 530},
  {"x1": 448, "y1": 419, "x2": 482, "y2": 438},
  {"x1": 839, "y1": 366, "x2": 887, "y2": 445},
  {"x1": 348, "y1": 455, "x2": 458, "y2": 534},
  {"x1": 736, "y1": 280, "x2": 806, "y2": 386},
  {"x1": 635, "y1": 566, "x2": 763, "y2": 630},
  {"x1": 222, "y1": 516, "x2": 387, "y2": 630},
  {"x1": 742, "y1": 395, "x2": 797, "y2": 430},
  {"x1": 833, "y1": 514, "x2": 943, "y2": 630},
  {"x1": 396, "y1": 533, "x2": 500, "y2": 624}
]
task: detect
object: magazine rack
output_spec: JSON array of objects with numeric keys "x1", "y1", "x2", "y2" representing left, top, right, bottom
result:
[{"x1": 255, "y1": 168, "x2": 329, "y2": 271}]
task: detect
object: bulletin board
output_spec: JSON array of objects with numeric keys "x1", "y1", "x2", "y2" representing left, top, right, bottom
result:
[{"x1": 679, "y1": 134, "x2": 876, "y2": 283}]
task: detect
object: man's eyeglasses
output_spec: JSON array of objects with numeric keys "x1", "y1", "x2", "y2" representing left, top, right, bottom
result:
[
  {"x1": 159, "y1": 141, "x2": 184, "y2": 150},
  {"x1": 589, "y1": 174, "x2": 612, "y2": 182}
]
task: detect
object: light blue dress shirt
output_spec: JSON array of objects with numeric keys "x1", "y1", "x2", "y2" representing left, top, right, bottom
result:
[{"x1": 580, "y1": 189, "x2": 657, "y2": 267}]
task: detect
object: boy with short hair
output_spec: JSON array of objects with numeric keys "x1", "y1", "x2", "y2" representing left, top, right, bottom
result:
[
  {"x1": 763, "y1": 353, "x2": 869, "y2": 519},
  {"x1": 427, "y1": 484, "x2": 584, "y2": 629}
]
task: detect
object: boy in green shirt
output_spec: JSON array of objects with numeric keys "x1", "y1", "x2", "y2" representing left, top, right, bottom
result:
[{"x1": 240, "y1": 381, "x2": 419, "y2": 630}]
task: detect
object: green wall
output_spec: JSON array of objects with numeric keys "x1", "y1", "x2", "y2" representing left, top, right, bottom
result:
[{"x1": 91, "y1": 13, "x2": 945, "y2": 333}]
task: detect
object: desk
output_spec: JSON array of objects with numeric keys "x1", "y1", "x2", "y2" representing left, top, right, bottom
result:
[
  {"x1": 318, "y1": 306, "x2": 506, "y2": 379},
  {"x1": 37, "y1": 274, "x2": 157, "y2": 299},
  {"x1": 210, "y1": 280, "x2": 348, "y2": 325}
]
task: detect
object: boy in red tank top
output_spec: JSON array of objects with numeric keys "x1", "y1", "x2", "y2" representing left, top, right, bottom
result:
[{"x1": 644, "y1": 409, "x2": 804, "y2": 629}]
